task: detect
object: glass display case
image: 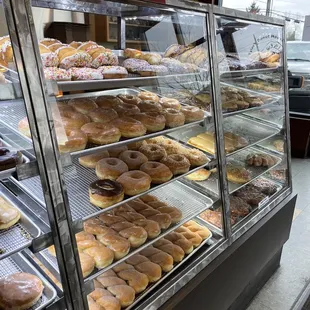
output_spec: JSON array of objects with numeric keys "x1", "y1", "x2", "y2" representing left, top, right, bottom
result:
[{"x1": 0, "y1": 1, "x2": 292, "y2": 309}]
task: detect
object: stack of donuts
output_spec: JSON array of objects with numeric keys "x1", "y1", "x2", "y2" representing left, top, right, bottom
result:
[
  {"x1": 78, "y1": 137, "x2": 209, "y2": 208},
  {"x1": 87, "y1": 218, "x2": 211, "y2": 310},
  {"x1": 18, "y1": 91, "x2": 205, "y2": 155}
]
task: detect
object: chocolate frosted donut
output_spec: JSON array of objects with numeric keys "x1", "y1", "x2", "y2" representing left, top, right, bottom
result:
[
  {"x1": 0, "y1": 148, "x2": 23, "y2": 171},
  {"x1": 89, "y1": 179, "x2": 124, "y2": 208}
]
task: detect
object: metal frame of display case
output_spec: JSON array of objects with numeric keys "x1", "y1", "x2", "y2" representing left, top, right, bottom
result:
[{"x1": 0, "y1": 0, "x2": 291, "y2": 309}]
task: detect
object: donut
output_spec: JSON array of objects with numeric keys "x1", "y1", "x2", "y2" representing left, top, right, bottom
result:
[
  {"x1": 138, "y1": 100, "x2": 163, "y2": 113},
  {"x1": 53, "y1": 102, "x2": 75, "y2": 113},
  {"x1": 138, "y1": 91, "x2": 159, "y2": 103},
  {"x1": 160, "y1": 138, "x2": 182, "y2": 154},
  {"x1": 81, "y1": 122, "x2": 121, "y2": 145},
  {"x1": 89, "y1": 179, "x2": 124, "y2": 208},
  {"x1": 68, "y1": 98, "x2": 98, "y2": 115},
  {"x1": 117, "y1": 95, "x2": 141, "y2": 106},
  {"x1": 137, "y1": 65, "x2": 168, "y2": 77},
  {"x1": 88, "y1": 107, "x2": 118, "y2": 123},
  {"x1": 69, "y1": 67, "x2": 103, "y2": 80},
  {"x1": 139, "y1": 144, "x2": 167, "y2": 161},
  {"x1": 111, "y1": 117, "x2": 146, "y2": 138},
  {"x1": 96, "y1": 157, "x2": 128, "y2": 180},
  {"x1": 18, "y1": 117, "x2": 31, "y2": 138},
  {"x1": 118, "y1": 150, "x2": 148, "y2": 170},
  {"x1": 131, "y1": 112, "x2": 166, "y2": 132},
  {"x1": 0, "y1": 147, "x2": 23, "y2": 171},
  {"x1": 116, "y1": 171, "x2": 151, "y2": 196},
  {"x1": 140, "y1": 161, "x2": 173, "y2": 184},
  {"x1": 160, "y1": 154, "x2": 190, "y2": 175},
  {"x1": 181, "y1": 148, "x2": 210, "y2": 167},
  {"x1": 162, "y1": 108, "x2": 185, "y2": 128},
  {"x1": 78, "y1": 151, "x2": 109, "y2": 168},
  {"x1": 123, "y1": 58, "x2": 149, "y2": 73},
  {"x1": 41, "y1": 52, "x2": 59, "y2": 67},
  {"x1": 145, "y1": 136, "x2": 166, "y2": 145},
  {"x1": 128, "y1": 140, "x2": 147, "y2": 150},
  {"x1": 108, "y1": 145, "x2": 128, "y2": 157},
  {"x1": 99, "y1": 65, "x2": 128, "y2": 79},
  {"x1": 96, "y1": 95, "x2": 122, "y2": 109},
  {"x1": 56, "y1": 128, "x2": 88, "y2": 154},
  {"x1": 159, "y1": 97, "x2": 181, "y2": 110},
  {"x1": 58, "y1": 110, "x2": 90, "y2": 129},
  {"x1": 114, "y1": 103, "x2": 140, "y2": 116},
  {"x1": 124, "y1": 48, "x2": 142, "y2": 59},
  {"x1": 44, "y1": 67, "x2": 71, "y2": 81},
  {"x1": 181, "y1": 106, "x2": 204, "y2": 123}
]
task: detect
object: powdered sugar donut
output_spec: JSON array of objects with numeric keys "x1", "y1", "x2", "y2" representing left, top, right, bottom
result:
[
  {"x1": 99, "y1": 66, "x2": 128, "y2": 79},
  {"x1": 44, "y1": 67, "x2": 72, "y2": 81},
  {"x1": 69, "y1": 67, "x2": 103, "y2": 80},
  {"x1": 41, "y1": 52, "x2": 59, "y2": 67}
]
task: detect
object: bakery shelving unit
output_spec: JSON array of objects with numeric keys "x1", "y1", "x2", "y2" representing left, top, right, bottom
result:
[{"x1": 0, "y1": 1, "x2": 296, "y2": 310}]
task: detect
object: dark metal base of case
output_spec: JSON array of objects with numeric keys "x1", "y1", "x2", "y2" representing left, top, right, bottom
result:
[{"x1": 160, "y1": 194, "x2": 297, "y2": 310}]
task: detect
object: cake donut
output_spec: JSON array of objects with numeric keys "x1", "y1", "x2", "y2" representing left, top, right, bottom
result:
[
  {"x1": 81, "y1": 122, "x2": 121, "y2": 145},
  {"x1": 116, "y1": 171, "x2": 152, "y2": 196},
  {"x1": 159, "y1": 97, "x2": 181, "y2": 110},
  {"x1": 96, "y1": 158, "x2": 129, "y2": 180},
  {"x1": 162, "y1": 108, "x2": 185, "y2": 127},
  {"x1": 127, "y1": 140, "x2": 147, "y2": 151},
  {"x1": 114, "y1": 103, "x2": 140, "y2": 116},
  {"x1": 96, "y1": 95, "x2": 122, "y2": 109},
  {"x1": 181, "y1": 106, "x2": 205, "y2": 123},
  {"x1": 68, "y1": 98, "x2": 98, "y2": 114},
  {"x1": 69, "y1": 67, "x2": 103, "y2": 80},
  {"x1": 138, "y1": 101, "x2": 162, "y2": 113},
  {"x1": 131, "y1": 112, "x2": 166, "y2": 132},
  {"x1": 99, "y1": 66, "x2": 128, "y2": 79},
  {"x1": 111, "y1": 117, "x2": 146, "y2": 138},
  {"x1": 108, "y1": 146, "x2": 128, "y2": 157},
  {"x1": 140, "y1": 161, "x2": 173, "y2": 184},
  {"x1": 160, "y1": 154, "x2": 190, "y2": 175},
  {"x1": 117, "y1": 95, "x2": 141, "y2": 106},
  {"x1": 44, "y1": 67, "x2": 72, "y2": 81},
  {"x1": 89, "y1": 179, "x2": 124, "y2": 208},
  {"x1": 88, "y1": 107, "x2": 118, "y2": 123},
  {"x1": 118, "y1": 150, "x2": 148, "y2": 170},
  {"x1": 139, "y1": 144, "x2": 167, "y2": 161},
  {"x1": 181, "y1": 148, "x2": 210, "y2": 167}
]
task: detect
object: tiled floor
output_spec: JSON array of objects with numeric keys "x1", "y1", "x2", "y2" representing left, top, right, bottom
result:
[{"x1": 247, "y1": 158, "x2": 310, "y2": 310}]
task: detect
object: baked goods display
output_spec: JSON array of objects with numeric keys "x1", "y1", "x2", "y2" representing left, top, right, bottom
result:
[
  {"x1": 273, "y1": 139, "x2": 284, "y2": 152},
  {"x1": 0, "y1": 147, "x2": 23, "y2": 171},
  {"x1": 226, "y1": 165, "x2": 252, "y2": 184},
  {"x1": 188, "y1": 131, "x2": 248, "y2": 155},
  {"x1": 0, "y1": 196, "x2": 21, "y2": 230},
  {"x1": 246, "y1": 153, "x2": 277, "y2": 167},
  {"x1": 0, "y1": 272, "x2": 44, "y2": 309},
  {"x1": 248, "y1": 80, "x2": 281, "y2": 92},
  {"x1": 249, "y1": 51, "x2": 281, "y2": 68},
  {"x1": 88, "y1": 219, "x2": 211, "y2": 309},
  {"x1": 185, "y1": 168, "x2": 211, "y2": 181}
]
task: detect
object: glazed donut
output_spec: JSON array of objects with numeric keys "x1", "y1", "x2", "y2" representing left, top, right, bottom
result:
[
  {"x1": 68, "y1": 98, "x2": 98, "y2": 114},
  {"x1": 131, "y1": 112, "x2": 165, "y2": 133},
  {"x1": 119, "y1": 150, "x2": 148, "y2": 170},
  {"x1": 118, "y1": 95, "x2": 142, "y2": 106},
  {"x1": 56, "y1": 128, "x2": 88, "y2": 154},
  {"x1": 116, "y1": 171, "x2": 152, "y2": 196},
  {"x1": 181, "y1": 106, "x2": 204, "y2": 123},
  {"x1": 180, "y1": 148, "x2": 210, "y2": 167},
  {"x1": 89, "y1": 179, "x2": 124, "y2": 208},
  {"x1": 58, "y1": 110, "x2": 90, "y2": 130},
  {"x1": 108, "y1": 145, "x2": 128, "y2": 157},
  {"x1": 79, "y1": 151, "x2": 109, "y2": 168},
  {"x1": 139, "y1": 144, "x2": 167, "y2": 161},
  {"x1": 81, "y1": 122, "x2": 121, "y2": 145},
  {"x1": 18, "y1": 117, "x2": 31, "y2": 138},
  {"x1": 127, "y1": 140, "x2": 147, "y2": 151},
  {"x1": 88, "y1": 107, "x2": 118, "y2": 123},
  {"x1": 114, "y1": 103, "x2": 140, "y2": 116},
  {"x1": 138, "y1": 91, "x2": 159, "y2": 103},
  {"x1": 140, "y1": 162, "x2": 173, "y2": 184},
  {"x1": 111, "y1": 117, "x2": 146, "y2": 138},
  {"x1": 53, "y1": 102, "x2": 75, "y2": 113},
  {"x1": 162, "y1": 108, "x2": 185, "y2": 128},
  {"x1": 159, "y1": 97, "x2": 181, "y2": 110},
  {"x1": 96, "y1": 95, "x2": 122, "y2": 109},
  {"x1": 160, "y1": 154, "x2": 190, "y2": 175},
  {"x1": 96, "y1": 158, "x2": 128, "y2": 180},
  {"x1": 138, "y1": 100, "x2": 162, "y2": 113}
]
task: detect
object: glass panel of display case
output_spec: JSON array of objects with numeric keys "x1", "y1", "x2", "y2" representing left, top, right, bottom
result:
[{"x1": 215, "y1": 15, "x2": 289, "y2": 229}]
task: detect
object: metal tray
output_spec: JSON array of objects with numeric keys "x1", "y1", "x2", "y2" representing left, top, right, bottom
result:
[
  {"x1": 0, "y1": 252, "x2": 57, "y2": 310},
  {"x1": 0, "y1": 185, "x2": 41, "y2": 260},
  {"x1": 167, "y1": 115, "x2": 280, "y2": 158},
  {"x1": 40, "y1": 183, "x2": 213, "y2": 282},
  {"x1": 182, "y1": 146, "x2": 281, "y2": 198},
  {"x1": 0, "y1": 138, "x2": 31, "y2": 180},
  {"x1": 220, "y1": 66, "x2": 282, "y2": 78},
  {"x1": 125, "y1": 217, "x2": 213, "y2": 310},
  {"x1": 257, "y1": 135, "x2": 285, "y2": 155}
]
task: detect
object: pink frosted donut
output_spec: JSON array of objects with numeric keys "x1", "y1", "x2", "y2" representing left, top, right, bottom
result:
[
  {"x1": 69, "y1": 67, "x2": 103, "y2": 80},
  {"x1": 44, "y1": 67, "x2": 72, "y2": 81},
  {"x1": 41, "y1": 52, "x2": 59, "y2": 67}
]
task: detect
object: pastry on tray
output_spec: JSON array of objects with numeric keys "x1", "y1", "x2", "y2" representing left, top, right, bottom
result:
[
  {"x1": 234, "y1": 186, "x2": 267, "y2": 207},
  {"x1": 185, "y1": 168, "x2": 211, "y2": 181},
  {"x1": 226, "y1": 165, "x2": 251, "y2": 184},
  {"x1": 0, "y1": 196, "x2": 21, "y2": 229},
  {"x1": 246, "y1": 153, "x2": 277, "y2": 167},
  {"x1": 273, "y1": 139, "x2": 284, "y2": 152}
]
